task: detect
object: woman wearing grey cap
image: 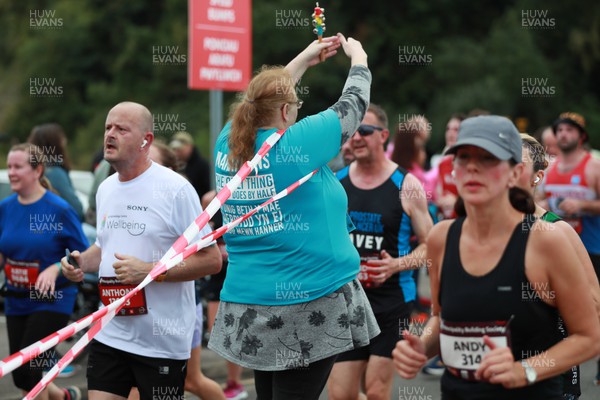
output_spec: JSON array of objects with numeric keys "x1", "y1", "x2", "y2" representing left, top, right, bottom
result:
[{"x1": 392, "y1": 115, "x2": 600, "y2": 399}]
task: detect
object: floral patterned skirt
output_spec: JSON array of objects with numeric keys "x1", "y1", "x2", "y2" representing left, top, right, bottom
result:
[{"x1": 207, "y1": 279, "x2": 380, "y2": 371}]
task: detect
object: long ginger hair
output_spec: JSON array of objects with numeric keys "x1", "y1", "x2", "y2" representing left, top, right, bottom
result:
[{"x1": 228, "y1": 66, "x2": 297, "y2": 170}]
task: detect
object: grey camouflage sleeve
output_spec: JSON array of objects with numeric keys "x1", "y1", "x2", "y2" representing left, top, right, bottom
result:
[{"x1": 329, "y1": 65, "x2": 372, "y2": 146}]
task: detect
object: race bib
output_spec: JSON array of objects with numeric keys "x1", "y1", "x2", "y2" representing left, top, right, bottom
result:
[
  {"x1": 440, "y1": 318, "x2": 511, "y2": 380},
  {"x1": 357, "y1": 253, "x2": 380, "y2": 288},
  {"x1": 98, "y1": 277, "x2": 148, "y2": 316},
  {"x1": 5, "y1": 259, "x2": 40, "y2": 288}
]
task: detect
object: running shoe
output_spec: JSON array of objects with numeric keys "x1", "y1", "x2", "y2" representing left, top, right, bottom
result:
[
  {"x1": 43, "y1": 363, "x2": 78, "y2": 378},
  {"x1": 44, "y1": 351, "x2": 78, "y2": 378},
  {"x1": 57, "y1": 364, "x2": 78, "y2": 378},
  {"x1": 422, "y1": 355, "x2": 445, "y2": 376},
  {"x1": 63, "y1": 386, "x2": 82, "y2": 400},
  {"x1": 224, "y1": 380, "x2": 248, "y2": 400}
]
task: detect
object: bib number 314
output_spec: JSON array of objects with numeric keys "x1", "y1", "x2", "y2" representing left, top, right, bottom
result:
[{"x1": 439, "y1": 319, "x2": 511, "y2": 371}]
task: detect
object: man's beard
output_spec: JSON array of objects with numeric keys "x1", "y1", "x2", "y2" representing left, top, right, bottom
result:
[{"x1": 558, "y1": 139, "x2": 578, "y2": 154}]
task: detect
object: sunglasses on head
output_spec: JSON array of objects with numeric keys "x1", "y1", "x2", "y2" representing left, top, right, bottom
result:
[{"x1": 357, "y1": 124, "x2": 384, "y2": 136}]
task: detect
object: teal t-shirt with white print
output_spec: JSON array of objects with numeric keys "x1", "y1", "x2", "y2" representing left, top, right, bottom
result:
[{"x1": 214, "y1": 109, "x2": 359, "y2": 305}]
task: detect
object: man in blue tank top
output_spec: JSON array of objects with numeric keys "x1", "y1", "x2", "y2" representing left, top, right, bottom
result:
[{"x1": 328, "y1": 104, "x2": 433, "y2": 400}]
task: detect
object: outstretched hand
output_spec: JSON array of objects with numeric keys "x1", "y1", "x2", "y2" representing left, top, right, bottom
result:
[
  {"x1": 337, "y1": 33, "x2": 368, "y2": 65},
  {"x1": 301, "y1": 36, "x2": 341, "y2": 67},
  {"x1": 285, "y1": 33, "x2": 364, "y2": 85}
]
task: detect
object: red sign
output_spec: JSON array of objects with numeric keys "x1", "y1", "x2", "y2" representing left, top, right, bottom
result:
[{"x1": 188, "y1": 0, "x2": 252, "y2": 91}]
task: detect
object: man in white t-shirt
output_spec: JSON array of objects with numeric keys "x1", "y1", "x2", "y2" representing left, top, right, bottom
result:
[{"x1": 62, "y1": 102, "x2": 222, "y2": 400}]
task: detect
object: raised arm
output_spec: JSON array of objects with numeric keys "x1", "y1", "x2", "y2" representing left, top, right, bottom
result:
[{"x1": 329, "y1": 33, "x2": 370, "y2": 146}]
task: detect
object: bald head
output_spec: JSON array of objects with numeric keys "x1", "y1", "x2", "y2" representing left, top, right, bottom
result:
[
  {"x1": 111, "y1": 102, "x2": 153, "y2": 134},
  {"x1": 104, "y1": 102, "x2": 155, "y2": 178}
]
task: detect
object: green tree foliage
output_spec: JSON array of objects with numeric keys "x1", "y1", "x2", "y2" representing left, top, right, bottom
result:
[{"x1": 0, "y1": 0, "x2": 598, "y2": 168}]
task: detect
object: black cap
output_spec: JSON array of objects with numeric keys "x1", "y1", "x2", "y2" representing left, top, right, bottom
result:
[{"x1": 552, "y1": 112, "x2": 588, "y2": 142}]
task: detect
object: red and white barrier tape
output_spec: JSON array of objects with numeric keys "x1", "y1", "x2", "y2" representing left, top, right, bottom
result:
[
  {"x1": 24, "y1": 167, "x2": 318, "y2": 399},
  {"x1": 1, "y1": 129, "x2": 285, "y2": 383}
]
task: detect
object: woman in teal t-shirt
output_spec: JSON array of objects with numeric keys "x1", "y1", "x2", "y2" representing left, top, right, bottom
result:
[{"x1": 208, "y1": 34, "x2": 380, "y2": 399}]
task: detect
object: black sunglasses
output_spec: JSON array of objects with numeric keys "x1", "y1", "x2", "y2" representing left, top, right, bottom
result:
[{"x1": 357, "y1": 124, "x2": 384, "y2": 136}]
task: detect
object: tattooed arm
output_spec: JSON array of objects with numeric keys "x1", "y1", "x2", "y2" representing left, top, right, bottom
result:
[
  {"x1": 329, "y1": 66, "x2": 371, "y2": 145},
  {"x1": 329, "y1": 35, "x2": 371, "y2": 145}
]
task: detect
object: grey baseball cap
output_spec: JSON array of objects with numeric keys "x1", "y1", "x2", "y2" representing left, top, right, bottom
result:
[{"x1": 445, "y1": 115, "x2": 522, "y2": 163}]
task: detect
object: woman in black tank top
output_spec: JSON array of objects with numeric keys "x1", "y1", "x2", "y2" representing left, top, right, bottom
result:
[{"x1": 392, "y1": 116, "x2": 600, "y2": 400}]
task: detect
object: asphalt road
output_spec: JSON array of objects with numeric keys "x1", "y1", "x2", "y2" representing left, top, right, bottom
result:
[
  {"x1": 1, "y1": 269, "x2": 599, "y2": 399},
  {"x1": 0, "y1": 313, "x2": 598, "y2": 399}
]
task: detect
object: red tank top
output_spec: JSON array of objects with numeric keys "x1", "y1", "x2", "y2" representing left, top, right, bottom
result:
[
  {"x1": 438, "y1": 155, "x2": 458, "y2": 196},
  {"x1": 437, "y1": 156, "x2": 458, "y2": 219},
  {"x1": 545, "y1": 152, "x2": 595, "y2": 233}
]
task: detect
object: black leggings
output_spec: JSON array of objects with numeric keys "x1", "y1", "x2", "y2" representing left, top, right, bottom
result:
[
  {"x1": 254, "y1": 354, "x2": 337, "y2": 400},
  {"x1": 6, "y1": 311, "x2": 70, "y2": 391}
]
